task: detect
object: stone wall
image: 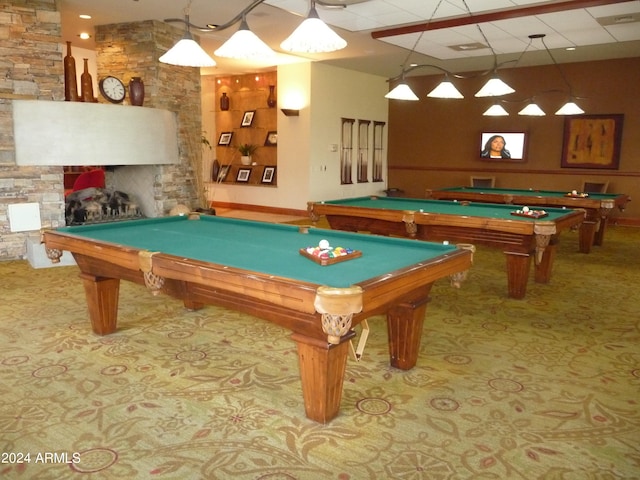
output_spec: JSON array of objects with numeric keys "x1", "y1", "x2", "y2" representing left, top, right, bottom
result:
[
  {"x1": 0, "y1": 0, "x2": 66, "y2": 259},
  {"x1": 0, "y1": 1, "x2": 203, "y2": 260},
  {"x1": 95, "y1": 20, "x2": 204, "y2": 216}
]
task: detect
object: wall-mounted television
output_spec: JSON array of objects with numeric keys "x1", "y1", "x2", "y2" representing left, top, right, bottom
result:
[{"x1": 480, "y1": 132, "x2": 527, "y2": 161}]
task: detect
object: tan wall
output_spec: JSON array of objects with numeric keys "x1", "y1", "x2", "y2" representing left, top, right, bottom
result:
[{"x1": 387, "y1": 57, "x2": 640, "y2": 223}]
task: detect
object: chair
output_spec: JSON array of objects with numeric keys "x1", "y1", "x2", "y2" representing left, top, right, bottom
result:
[
  {"x1": 470, "y1": 176, "x2": 495, "y2": 188},
  {"x1": 581, "y1": 180, "x2": 609, "y2": 193}
]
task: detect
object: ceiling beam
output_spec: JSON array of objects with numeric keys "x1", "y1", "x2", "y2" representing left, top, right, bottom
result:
[{"x1": 371, "y1": 0, "x2": 631, "y2": 39}]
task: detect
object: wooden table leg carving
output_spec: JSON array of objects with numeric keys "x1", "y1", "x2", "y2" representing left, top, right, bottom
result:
[
  {"x1": 139, "y1": 251, "x2": 164, "y2": 295},
  {"x1": 402, "y1": 212, "x2": 417, "y2": 238},
  {"x1": 450, "y1": 243, "x2": 475, "y2": 288}
]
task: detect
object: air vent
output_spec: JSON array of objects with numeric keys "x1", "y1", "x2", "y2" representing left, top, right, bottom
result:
[{"x1": 597, "y1": 13, "x2": 640, "y2": 26}]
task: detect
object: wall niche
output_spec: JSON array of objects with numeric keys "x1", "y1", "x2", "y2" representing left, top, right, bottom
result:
[{"x1": 214, "y1": 71, "x2": 277, "y2": 186}]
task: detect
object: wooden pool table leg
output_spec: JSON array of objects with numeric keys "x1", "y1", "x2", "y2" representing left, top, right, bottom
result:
[
  {"x1": 387, "y1": 286, "x2": 432, "y2": 370},
  {"x1": 291, "y1": 332, "x2": 354, "y2": 424},
  {"x1": 503, "y1": 252, "x2": 531, "y2": 299},
  {"x1": 578, "y1": 221, "x2": 597, "y2": 253},
  {"x1": 79, "y1": 273, "x2": 120, "y2": 335},
  {"x1": 594, "y1": 215, "x2": 609, "y2": 246},
  {"x1": 534, "y1": 242, "x2": 557, "y2": 284}
]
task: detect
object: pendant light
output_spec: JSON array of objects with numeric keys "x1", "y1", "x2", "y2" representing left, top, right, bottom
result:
[
  {"x1": 427, "y1": 75, "x2": 464, "y2": 99},
  {"x1": 519, "y1": 102, "x2": 546, "y2": 116},
  {"x1": 385, "y1": 81, "x2": 419, "y2": 101},
  {"x1": 483, "y1": 103, "x2": 509, "y2": 116},
  {"x1": 214, "y1": 14, "x2": 275, "y2": 59},
  {"x1": 280, "y1": 0, "x2": 347, "y2": 53},
  {"x1": 159, "y1": 13, "x2": 216, "y2": 67}
]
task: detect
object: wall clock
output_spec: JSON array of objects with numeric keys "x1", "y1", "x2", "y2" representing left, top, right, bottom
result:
[{"x1": 98, "y1": 76, "x2": 126, "y2": 104}]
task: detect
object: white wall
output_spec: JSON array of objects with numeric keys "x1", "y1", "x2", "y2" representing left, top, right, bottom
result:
[
  {"x1": 204, "y1": 63, "x2": 389, "y2": 211},
  {"x1": 307, "y1": 63, "x2": 389, "y2": 202}
]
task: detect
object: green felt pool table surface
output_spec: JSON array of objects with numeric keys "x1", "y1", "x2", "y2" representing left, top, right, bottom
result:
[
  {"x1": 433, "y1": 186, "x2": 623, "y2": 203},
  {"x1": 317, "y1": 196, "x2": 574, "y2": 221},
  {"x1": 55, "y1": 215, "x2": 459, "y2": 289}
]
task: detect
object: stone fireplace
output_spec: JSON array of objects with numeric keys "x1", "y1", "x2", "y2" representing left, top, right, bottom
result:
[{"x1": 1, "y1": 5, "x2": 205, "y2": 260}]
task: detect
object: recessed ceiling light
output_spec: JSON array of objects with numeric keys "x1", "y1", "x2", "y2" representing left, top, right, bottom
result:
[
  {"x1": 78, "y1": 33, "x2": 91, "y2": 40},
  {"x1": 79, "y1": 14, "x2": 91, "y2": 20}
]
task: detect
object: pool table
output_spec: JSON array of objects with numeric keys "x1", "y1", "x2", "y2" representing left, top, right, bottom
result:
[
  {"x1": 308, "y1": 196, "x2": 585, "y2": 300},
  {"x1": 425, "y1": 187, "x2": 630, "y2": 253},
  {"x1": 43, "y1": 214, "x2": 471, "y2": 423}
]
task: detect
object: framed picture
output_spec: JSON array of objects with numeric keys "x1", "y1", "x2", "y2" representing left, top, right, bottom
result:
[
  {"x1": 236, "y1": 168, "x2": 251, "y2": 182},
  {"x1": 218, "y1": 132, "x2": 233, "y2": 146},
  {"x1": 264, "y1": 131, "x2": 277, "y2": 146},
  {"x1": 261, "y1": 166, "x2": 276, "y2": 184},
  {"x1": 479, "y1": 132, "x2": 527, "y2": 161},
  {"x1": 241, "y1": 110, "x2": 255, "y2": 127},
  {"x1": 561, "y1": 114, "x2": 624, "y2": 169},
  {"x1": 216, "y1": 165, "x2": 230, "y2": 182}
]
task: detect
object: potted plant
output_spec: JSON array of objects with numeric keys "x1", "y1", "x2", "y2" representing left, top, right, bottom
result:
[{"x1": 237, "y1": 143, "x2": 258, "y2": 165}]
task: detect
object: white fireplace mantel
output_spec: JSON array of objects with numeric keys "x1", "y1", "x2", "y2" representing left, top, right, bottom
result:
[{"x1": 13, "y1": 100, "x2": 179, "y2": 166}]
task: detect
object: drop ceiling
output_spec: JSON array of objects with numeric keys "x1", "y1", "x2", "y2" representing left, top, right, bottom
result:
[{"x1": 58, "y1": 0, "x2": 640, "y2": 78}]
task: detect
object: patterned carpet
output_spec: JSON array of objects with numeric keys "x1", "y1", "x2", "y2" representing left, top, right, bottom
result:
[{"x1": 1, "y1": 224, "x2": 639, "y2": 479}]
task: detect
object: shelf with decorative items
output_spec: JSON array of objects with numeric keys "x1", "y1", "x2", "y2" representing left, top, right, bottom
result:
[{"x1": 214, "y1": 71, "x2": 277, "y2": 185}]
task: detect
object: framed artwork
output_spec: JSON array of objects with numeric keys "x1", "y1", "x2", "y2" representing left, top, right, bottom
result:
[
  {"x1": 561, "y1": 114, "x2": 624, "y2": 169},
  {"x1": 264, "y1": 131, "x2": 277, "y2": 146},
  {"x1": 218, "y1": 132, "x2": 233, "y2": 146},
  {"x1": 216, "y1": 165, "x2": 230, "y2": 182},
  {"x1": 479, "y1": 132, "x2": 527, "y2": 161},
  {"x1": 236, "y1": 168, "x2": 251, "y2": 182},
  {"x1": 261, "y1": 166, "x2": 276, "y2": 184},
  {"x1": 241, "y1": 110, "x2": 255, "y2": 127}
]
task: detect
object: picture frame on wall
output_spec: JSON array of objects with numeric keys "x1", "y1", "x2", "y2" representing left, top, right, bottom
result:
[
  {"x1": 216, "y1": 165, "x2": 230, "y2": 182},
  {"x1": 561, "y1": 114, "x2": 624, "y2": 169},
  {"x1": 218, "y1": 132, "x2": 233, "y2": 146},
  {"x1": 479, "y1": 132, "x2": 527, "y2": 161},
  {"x1": 241, "y1": 110, "x2": 255, "y2": 127},
  {"x1": 261, "y1": 166, "x2": 276, "y2": 184},
  {"x1": 236, "y1": 168, "x2": 251, "y2": 182},
  {"x1": 264, "y1": 131, "x2": 277, "y2": 146}
]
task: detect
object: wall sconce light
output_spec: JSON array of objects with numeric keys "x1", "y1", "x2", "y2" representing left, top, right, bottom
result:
[{"x1": 281, "y1": 109, "x2": 300, "y2": 117}]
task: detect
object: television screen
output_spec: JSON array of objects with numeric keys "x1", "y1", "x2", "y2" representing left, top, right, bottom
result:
[{"x1": 480, "y1": 132, "x2": 527, "y2": 161}]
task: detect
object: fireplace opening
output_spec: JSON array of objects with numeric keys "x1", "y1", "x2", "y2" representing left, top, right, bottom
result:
[
  {"x1": 63, "y1": 165, "x2": 159, "y2": 226},
  {"x1": 65, "y1": 187, "x2": 143, "y2": 225}
]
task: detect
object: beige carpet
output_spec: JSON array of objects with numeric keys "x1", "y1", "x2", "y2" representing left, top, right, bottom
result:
[{"x1": 0, "y1": 225, "x2": 639, "y2": 479}]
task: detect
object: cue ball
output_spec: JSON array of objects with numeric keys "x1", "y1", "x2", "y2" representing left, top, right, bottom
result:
[
  {"x1": 319, "y1": 239, "x2": 330, "y2": 249},
  {"x1": 522, "y1": 206, "x2": 530, "y2": 212}
]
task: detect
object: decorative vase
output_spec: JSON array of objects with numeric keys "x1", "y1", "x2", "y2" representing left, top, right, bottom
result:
[
  {"x1": 63, "y1": 41, "x2": 79, "y2": 102},
  {"x1": 80, "y1": 58, "x2": 95, "y2": 102},
  {"x1": 220, "y1": 92, "x2": 230, "y2": 111},
  {"x1": 241, "y1": 156, "x2": 252, "y2": 166},
  {"x1": 267, "y1": 85, "x2": 276, "y2": 108},
  {"x1": 129, "y1": 77, "x2": 145, "y2": 106}
]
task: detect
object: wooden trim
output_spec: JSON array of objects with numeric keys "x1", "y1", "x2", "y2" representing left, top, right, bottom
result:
[
  {"x1": 210, "y1": 201, "x2": 307, "y2": 217},
  {"x1": 388, "y1": 165, "x2": 640, "y2": 178},
  {"x1": 611, "y1": 218, "x2": 640, "y2": 227},
  {"x1": 372, "y1": 0, "x2": 631, "y2": 39}
]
